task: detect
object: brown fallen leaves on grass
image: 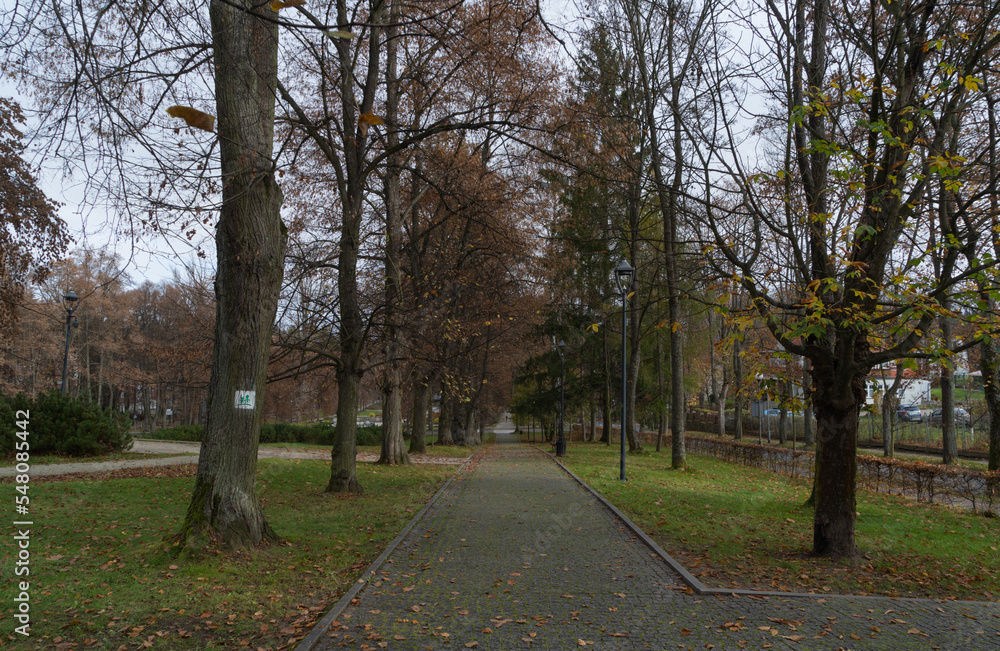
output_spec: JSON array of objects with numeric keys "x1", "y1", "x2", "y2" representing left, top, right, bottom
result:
[
  {"x1": 672, "y1": 547, "x2": 999, "y2": 601},
  {"x1": 0, "y1": 463, "x2": 198, "y2": 484}
]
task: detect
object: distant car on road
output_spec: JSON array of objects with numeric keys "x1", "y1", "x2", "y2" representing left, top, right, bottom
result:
[
  {"x1": 763, "y1": 408, "x2": 801, "y2": 416},
  {"x1": 930, "y1": 408, "x2": 972, "y2": 428},
  {"x1": 896, "y1": 405, "x2": 923, "y2": 423}
]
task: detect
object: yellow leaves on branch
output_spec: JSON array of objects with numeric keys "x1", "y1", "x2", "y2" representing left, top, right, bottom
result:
[
  {"x1": 270, "y1": 0, "x2": 305, "y2": 10},
  {"x1": 165, "y1": 106, "x2": 215, "y2": 133},
  {"x1": 358, "y1": 112, "x2": 385, "y2": 135}
]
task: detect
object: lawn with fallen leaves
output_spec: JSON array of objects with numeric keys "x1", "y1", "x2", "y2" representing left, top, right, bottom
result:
[
  {"x1": 560, "y1": 443, "x2": 1000, "y2": 601},
  {"x1": 0, "y1": 458, "x2": 454, "y2": 649}
]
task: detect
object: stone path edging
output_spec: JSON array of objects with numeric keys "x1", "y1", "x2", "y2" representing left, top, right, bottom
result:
[
  {"x1": 295, "y1": 447, "x2": 487, "y2": 651},
  {"x1": 542, "y1": 447, "x2": 999, "y2": 607}
]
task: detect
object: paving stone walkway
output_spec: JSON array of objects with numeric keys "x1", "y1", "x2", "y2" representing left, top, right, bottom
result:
[{"x1": 304, "y1": 431, "x2": 1000, "y2": 650}]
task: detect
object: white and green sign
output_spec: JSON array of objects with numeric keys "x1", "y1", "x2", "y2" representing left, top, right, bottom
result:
[{"x1": 234, "y1": 390, "x2": 256, "y2": 410}]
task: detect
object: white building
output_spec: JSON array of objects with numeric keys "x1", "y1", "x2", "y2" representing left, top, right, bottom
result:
[{"x1": 866, "y1": 372, "x2": 931, "y2": 407}]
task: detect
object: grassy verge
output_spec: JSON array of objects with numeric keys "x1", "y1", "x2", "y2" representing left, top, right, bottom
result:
[
  {"x1": 0, "y1": 451, "x2": 196, "y2": 468},
  {"x1": 351, "y1": 444, "x2": 481, "y2": 459},
  {"x1": 1, "y1": 458, "x2": 454, "y2": 649},
  {"x1": 559, "y1": 443, "x2": 1000, "y2": 601}
]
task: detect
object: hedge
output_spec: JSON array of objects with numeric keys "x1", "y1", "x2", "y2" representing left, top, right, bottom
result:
[
  {"x1": 0, "y1": 390, "x2": 132, "y2": 457},
  {"x1": 149, "y1": 422, "x2": 383, "y2": 446}
]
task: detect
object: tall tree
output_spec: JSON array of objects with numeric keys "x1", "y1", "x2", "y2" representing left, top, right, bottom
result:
[
  {"x1": 178, "y1": 0, "x2": 286, "y2": 549},
  {"x1": 703, "y1": 0, "x2": 1000, "y2": 557},
  {"x1": 0, "y1": 97, "x2": 69, "y2": 340}
]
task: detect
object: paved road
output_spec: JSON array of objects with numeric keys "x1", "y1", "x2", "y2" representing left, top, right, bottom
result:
[{"x1": 303, "y1": 430, "x2": 1000, "y2": 650}]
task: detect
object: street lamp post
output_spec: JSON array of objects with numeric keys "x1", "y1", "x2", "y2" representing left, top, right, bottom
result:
[
  {"x1": 557, "y1": 340, "x2": 567, "y2": 457},
  {"x1": 61, "y1": 290, "x2": 80, "y2": 394},
  {"x1": 614, "y1": 261, "x2": 635, "y2": 481}
]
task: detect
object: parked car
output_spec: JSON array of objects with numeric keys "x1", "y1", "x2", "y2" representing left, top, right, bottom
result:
[
  {"x1": 763, "y1": 408, "x2": 801, "y2": 416},
  {"x1": 930, "y1": 408, "x2": 972, "y2": 428},
  {"x1": 896, "y1": 405, "x2": 923, "y2": 423}
]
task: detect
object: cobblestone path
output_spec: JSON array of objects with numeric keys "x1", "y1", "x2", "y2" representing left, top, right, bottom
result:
[{"x1": 306, "y1": 432, "x2": 1000, "y2": 650}]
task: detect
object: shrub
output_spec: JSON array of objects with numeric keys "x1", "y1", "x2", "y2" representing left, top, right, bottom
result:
[
  {"x1": 151, "y1": 421, "x2": 378, "y2": 446},
  {"x1": 0, "y1": 390, "x2": 131, "y2": 457},
  {"x1": 356, "y1": 425, "x2": 382, "y2": 446},
  {"x1": 150, "y1": 425, "x2": 204, "y2": 442}
]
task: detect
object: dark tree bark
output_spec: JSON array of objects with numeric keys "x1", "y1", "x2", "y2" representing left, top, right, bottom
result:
[
  {"x1": 438, "y1": 394, "x2": 454, "y2": 445},
  {"x1": 982, "y1": 336, "x2": 1000, "y2": 471},
  {"x1": 733, "y1": 338, "x2": 743, "y2": 440},
  {"x1": 810, "y1": 361, "x2": 866, "y2": 558},
  {"x1": 377, "y1": 0, "x2": 409, "y2": 466},
  {"x1": 801, "y1": 359, "x2": 813, "y2": 446},
  {"x1": 177, "y1": 0, "x2": 285, "y2": 550},
  {"x1": 601, "y1": 322, "x2": 612, "y2": 445},
  {"x1": 589, "y1": 394, "x2": 597, "y2": 443},
  {"x1": 656, "y1": 336, "x2": 665, "y2": 450},
  {"x1": 985, "y1": 93, "x2": 1000, "y2": 472},
  {"x1": 452, "y1": 400, "x2": 468, "y2": 445},
  {"x1": 409, "y1": 370, "x2": 433, "y2": 454},
  {"x1": 940, "y1": 311, "x2": 958, "y2": 464}
]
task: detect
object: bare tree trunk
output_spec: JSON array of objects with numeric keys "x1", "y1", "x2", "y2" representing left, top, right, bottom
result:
[
  {"x1": 377, "y1": 0, "x2": 408, "y2": 466},
  {"x1": 438, "y1": 395, "x2": 454, "y2": 445},
  {"x1": 984, "y1": 93, "x2": 1000, "y2": 471},
  {"x1": 801, "y1": 358, "x2": 813, "y2": 446},
  {"x1": 982, "y1": 336, "x2": 1000, "y2": 471},
  {"x1": 717, "y1": 373, "x2": 729, "y2": 438},
  {"x1": 878, "y1": 365, "x2": 904, "y2": 457},
  {"x1": 733, "y1": 338, "x2": 743, "y2": 439},
  {"x1": 778, "y1": 378, "x2": 789, "y2": 445},
  {"x1": 601, "y1": 324, "x2": 611, "y2": 445},
  {"x1": 810, "y1": 360, "x2": 863, "y2": 558},
  {"x1": 656, "y1": 336, "x2": 665, "y2": 451},
  {"x1": 409, "y1": 370, "x2": 432, "y2": 454},
  {"x1": 465, "y1": 410, "x2": 480, "y2": 446},
  {"x1": 177, "y1": 0, "x2": 285, "y2": 549},
  {"x1": 97, "y1": 356, "x2": 104, "y2": 409},
  {"x1": 941, "y1": 310, "x2": 958, "y2": 464},
  {"x1": 452, "y1": 400, "x2": 467, "y2": 446}
]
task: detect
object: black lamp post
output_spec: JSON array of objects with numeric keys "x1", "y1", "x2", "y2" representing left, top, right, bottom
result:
[
  {"x1": 556, "y1": 340, "x2": 567, "y2": 457},
  {"x1": 614, "y1": 260, "x2": 635, "y2": 481},
  {"x1": 61, "y1": 290, "x2": 80, "y2": 394}
]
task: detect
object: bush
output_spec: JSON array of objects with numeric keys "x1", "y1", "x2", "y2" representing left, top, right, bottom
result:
[
  {"x1": 151, "y1": 421, "x2": 380, "y2": 446},
  {"x1": 0, "y1": 390, "x2": 131, "y2": 457},
  {"x1": 356, "y1": 425, "x2": 382, "y2": 446},
  {"x1": 150, "y1": 425, "x2": 204, "y2": 442}
]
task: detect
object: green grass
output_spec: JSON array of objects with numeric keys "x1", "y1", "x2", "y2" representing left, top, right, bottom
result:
[
  {"x1": 0, "y1": 458, "x2": 454, "y2": 648},
  {"x1": 560, "y1": 443, "x2": 1000, "y2": 601},
  {"x1": 0, "y1": 451, "x2": 196, "y2": 468},
  {"x1": 931, "y1": 386, "x2": 983, "y2": 402},
  {"x1": 354, "y1": 443, "x2": 482, "y2": 458}
]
